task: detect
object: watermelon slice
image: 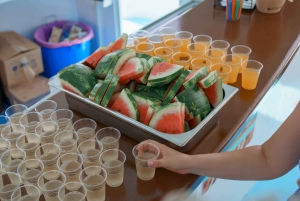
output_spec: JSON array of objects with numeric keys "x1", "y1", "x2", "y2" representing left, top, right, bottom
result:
[
  {"x1": 128, "y1": 80, "x2": 138, "y2": 92},
  {"x1": 163, "y1": 70, "x2": 190, "y2": 104},
  {"x1": 184, "y1": 121, "x2": 190, "y2": 132},
  {"x1": 153, "y1": 56, "x2": 167, "y2": 63},
  {"x1": 94, "y1": 74, "x2": 114, "y2": 104},
  {"x1": 94, "y1": 50, "x2": 126, "y2": 79},
  {"x1": 83, "y1": 46, "x2": 108, "y2": 69},
  {"x1": 144, "y1": 105, "x2": 156, "y2": 126},
  {"x1": 136, "y1": 53, "x2": 152, "y2": 60},
  {"x1": 132, "y1": 93, "x2": 161, "y2": 124},
  {"x1": 201, "y1": 76, "x2": 223, "y2": 108},
  {"x1": 89, "y1": 82, "x2": 102, "y2": 101},
  {"x1": 188, "y1": 115, "x2": 201, "y2": 129},
  {"x1": 147, "y1": 62, "x2": 184, "y2": 87},
  {"x1": 149, "y1": 102, "x2": 185, "y2": 134},
  {"x1": 111, "y1": 88, "x2": 140, "y2": 121},
  {"x1": 101, "y1": 75, "x2": 120, "y2": 107},
  {"x1": 106, "y1": 33, "x2": 128, "y2": 53},
  {"x1": 183, "y1": 67, "x2": 209, "y2": 89},
  {"x1": 117, "y1": 57, "x2": 143, "y2": 84},
  {"x1": 135, "y1": 83, "x2": 173, "y2": 101},
  {"x1": 198, "y1": 70, "x2": 218, "y2": 89},
  {"x1": 107, "y1": 92, "x2": 120, "y2": 108},
  {"x1": 107, "y1": 50, "x2": 136, "y2": 75},
  {"x1": 58, "y1": 64, "x2": 97, "y2": 97},
  {"x1": 135, "y1": 58, "x2": 151, "y2": 84}
]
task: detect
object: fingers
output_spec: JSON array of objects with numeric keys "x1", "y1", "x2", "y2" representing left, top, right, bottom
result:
[{"x1": 148, "y1": 159, "x2": 164, "y2": 168}]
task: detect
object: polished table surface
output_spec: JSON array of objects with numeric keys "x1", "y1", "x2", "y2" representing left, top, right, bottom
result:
[{"x1": 48, "y1": 0, "x2": 300, "y2": 200}]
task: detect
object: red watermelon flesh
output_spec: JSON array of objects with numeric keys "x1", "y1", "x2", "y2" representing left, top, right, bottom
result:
[
  {"x1": 111, "y1": 97, "x2": 130, "y2": 117},
  {"x1": 188, "y1": 115, "x2": 201, "y2": 129},
  {"x1": 183, "y1": 71, "x2": 196, "y2": 83},
  {"x1": 150, "y1": 62, "x2": 175, "y2": 76},
  {"x1": 107, "y1": 92, "x2": 120, "y2": 108},
  {"x1": 83, "y1": 46, "x2": 108, "y2": 69},
  {"x1": 106, "y1": 33, "x2": 128, "y2": 53},
  {"x1": 117, "y1": 58, "x2": 143, "y2": 83},
  {"x1": 200, "y1": 76, "x2": 223, "y2": 108}
]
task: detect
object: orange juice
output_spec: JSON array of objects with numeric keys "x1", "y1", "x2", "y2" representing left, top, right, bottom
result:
[
  {"x1": 236, "y1": 54, "x2": 249, "y2": 73},
  {"x1": 164, "y1": 39, "x2": 183, "y2": 53},
  {"x1": 180, "y1": 39, "x2": 191, "y2": 53},
  {"x1": 226, "y1": 61, "x2": 239, "y2": 83},
  {"x1": 148, "y1": 34, "x2": 165, "y2": 48},
  {"x1": 136, "y1": 42, "x2": 154, "y2": 56},
  {"x1": 242, "y1": 70, "x2": 259, "y2": 90},
  {"x1": 231, "y1": 45, "x2": 252, "y2": 74},
  {"x1": 126, "y1": 38, "x2": 139, "y2": 51},
  {"x1": 188, "y1": 43, "x2": 206, "y2": 60},
  {"x1": 191, "y1": 58, "x2": 212, "y2": 71},
  {"x1": 193, "y1": 35, "x2": 212, "y2": 51},
  {"x1": 154, "y1": 47, "x2": 173, "y2": 63},
  {"x1": 210, "y1": 63, "x2": 232, "y2": 84},
  {"x1": 205, "y1": 49, "x2": 225, "y2": 66},
  {"x1": 175, "y1": 31, "x2": 193, "y2": 53},
  {"x1": 159, "y1": 27, "x2": 176, "y2": 40},
  {"x1": 172, "y1": 52, "x2": 192, "y2": 70},
  {"x1": 132, "y1": 30, "x2": 149, "y2": 43}
]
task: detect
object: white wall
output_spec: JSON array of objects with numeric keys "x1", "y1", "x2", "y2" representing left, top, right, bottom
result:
[{"x1": 0, "y1": 0, "x2": 79, "y2": 40}]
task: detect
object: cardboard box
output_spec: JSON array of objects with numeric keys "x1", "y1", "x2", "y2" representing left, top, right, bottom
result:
[
  {"x1": 7, "y1": 76, "x2": 50, "y2": 107},
  {"x1": 0, "y1": 31, "x2": 44, "y2": 88}
]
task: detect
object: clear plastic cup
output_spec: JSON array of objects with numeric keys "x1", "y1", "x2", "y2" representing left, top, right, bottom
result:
[
  {"x1": 159, "y1": 27, "x2": 177, "y2": 39},
  {"x1": 57, "y1": 153, "x2": 83, "y2": 183},
  {"x1": 11, "y1": 185, "x2": 40, "y2": 201},
  {"x1": 223, "y1": 54, "x2": 242, "y2": 83},
  {"x1": 38, "y1": 170, "x2": 66, "y2": 201},
  {"x1": 58, "y1": 182, "x2": 87, "y2": 201},
  {"x1": 126, "y1": 37, "x2": 139, "y2": 51},
  {"x1": 210, "y1": 40, "x2": 230, "y2": 56},
  {"x1": 241, "y1": 60, "x2": 263, "y2": 90},
  {"x1": 54, "y1": 130, "x2": 78, "y2": 155},
  {"x1": 147, "y1": 34, "x2": 166, "y2": 48},
  {"x1": 99, "y1": 149, "x2": 126, "y2": 187},
  {"x1": 0, "y1": 149, "x2": 26, "y2": 173},
  {"x1": 35, "y1": 100, "x2": 57, "y2": 121},
  {"x1": 193, "y1": 34, "x2": 212, "y2": 51},
  {"x1": 135, "y1": 42, "x2": 155, "y2": 56},
  {"x1": 79, "y1": 166, "x2": 107, "y2": 201},
  {"x1": 96, "y1": 127, "x2": 120, "y2": 152},
  {"x1": 77, "y1": 139, "x2": 103, "y2": 171},
  {"x1": 50, "y1": 109, "x2": 73, "y2": 131},
  {"x1": 175, "y1": 31, "x2": 193, "y2": 53},
  {"x1": 203, "y1": 49, "x2": 225, "y2": 66},
  {"x1": 17, "y1": 159, "x2": 44, "y2": 187},
  {"x1": 19, "y1": 112, "x2": 43, "y2": 134},
  {"x1": 0, "y1": 172, "x2": 22, "y2": 201},
  {"x1": 73, "y1": 118, "x2": 97, "y2": 144},
  {"x1": 35, "y1": 143, "x2": 61, "y2": 172},
  {"x1": 172, "y1": 52, "x2": 192, "y2": 70},
  {"x1": 16, "y1": 133, "x2": 40, "y2": 160},
  {"x1": 164, "y1": 38, "x2": 183, "y2": 53},
  {"x1": 210, "y1": 63, "x2": 232, "y2": 84},
  {"x1": 154, "y1": 47, "x2": 173, "y2": 63},
  {"x1": 1, "y1": 124, "x2": 25, "y2": 149},
  {"x1": 231, "y1": 45, "x2": 252, "y2": 74},
  {"x1": 35, "y1": 121, "x2": 59, "y2": 144},
  {"x1": 132, "y1": 30, "x2": 149, "y2": 42},
  {"x1": 187, "y1": 43, "x2": 207, "y2": 60},
  {"x1": 5, "y1": 104, "x2": 28, "y2": 130},
  {"x1": 191, "y1": 58, "x2": 212, "y2": 71},
  {"x1": 0, "y1": 138, "x2": 11, "y2": 157},
  {"x1": 132, "y1": 143, "x2": 160, "y2": 181}
]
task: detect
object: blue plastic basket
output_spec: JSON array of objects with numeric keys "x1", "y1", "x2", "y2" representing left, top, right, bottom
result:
[{"x1": 34, "y1": 21, "x2": 94, "y2": 78}]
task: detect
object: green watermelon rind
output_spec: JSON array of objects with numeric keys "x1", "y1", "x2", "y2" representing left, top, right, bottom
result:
[
  {"x1": 123, "y1": 88, "x2": 140, "y2": 121},
  {"x1": 108, "y1": 50, "x2": 136, "y2": 75},
  {"x1": 163, "y1": 70, "x2": 190, "y2": 105},
  {"x1": 136, "y1": 83, "x2": 172, "y2": 101},
  {"x1": 149, "y1": 102, "x2": 184, "y2": 131},
  {"x1": 175, "y1": 84, "x2": 201, "y2": 103},
  {"x1": 59, "y1": 64, "x2": 97, "y2": 97},
  {"x1": 132, "y1": 92, "x2": 162, "y2": 106},
  {"x1": 199, "y1": 70, "x2": 218, "y2": 88},
  {"x1": 184, "y1": 121, "x2": 190, "y2": 132},
  {"x1": 136, "y1": 53, "x2": 152, "y2": 60},
  {"x1": 147, "y1": 68, "x2": 184, "y2": 87},
  {"x1": 183, "y1": 67, "x2": 209, "y2": 89},
  {"x1": 153, "y1": 56, "x2": 167, "y2": 63},
  {"x1": 147, "y1": 57, "x2": 158, "y2": 69},
  {"x1": 148, "y1": 62, "x2": 184, "y2": 81},
  {"x1": 135, "y1": 58, "x2": 150, "y2": 84},
  {"x1": 94, "y1": 50, "x2": 126, "y2": 78},
  {"x1": 94, "y1": 74, "x2": 114, "y2": 104},
  {"x1": 101, "y1": 75, "x2": 120, "y2": 107},
  {"x1": 89, "y1": 83, "x2": 102, "y2": 101}
]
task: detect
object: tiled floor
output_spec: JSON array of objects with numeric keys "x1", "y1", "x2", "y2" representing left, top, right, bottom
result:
[{"x1": 187, "y1": 47, "x2": 300, "y2": 200}]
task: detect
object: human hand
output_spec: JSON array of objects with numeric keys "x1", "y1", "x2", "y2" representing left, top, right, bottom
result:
[{"x1": 136, "y1": 140, "x2": 191, "y2": 174}]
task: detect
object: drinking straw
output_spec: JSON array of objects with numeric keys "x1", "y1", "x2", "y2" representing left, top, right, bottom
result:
[
  {"x1": 228, "y1": 0, "x2": 232, "y2": 21},
  {"x1": 232, "y1": 0, "x2": 236, "y2": 21},
  {"x1": 234, "y1": 0, "x2": 240, "y2": 20},
  {"x1": 238, "y1": 0, "x2": 243, "y2": 19}
]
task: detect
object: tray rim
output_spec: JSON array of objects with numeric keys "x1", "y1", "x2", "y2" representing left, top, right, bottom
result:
[{"x1": 49, "y1": 75, "x2": 238, "y2": 147}]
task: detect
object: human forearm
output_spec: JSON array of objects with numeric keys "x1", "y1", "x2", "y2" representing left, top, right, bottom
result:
[{"x1": 185, "y1": 145, "x2": 277, "y2": 180}]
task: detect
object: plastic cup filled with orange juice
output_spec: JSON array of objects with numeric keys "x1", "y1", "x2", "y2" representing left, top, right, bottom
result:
[
  {"x1": 193, "y1": 35, "x2": 212, "y2": 51},
  {"x1": 136, "y1": 42, "x2": 155, "y2": 56},
  {"x1": 223, "y1": 54, "x2": 242, "y2": 83},
  {"x1": 187, "y1": 43, "x2": 206, "y2": 60},
  {"x1": 191, "y1": 58, "x2": 212, "y2": 71},
  {"x1": 126, "y1": 37, "x2": 139, "y2": 51},
  {"x1": 164, "y1": 39, "x2": 183, "y2": 53},
  {"x1": 210, "y1": 63, "x2": 232, "y2": 84},
  {"x1": 159, "y1": 27, "x2": 177, "y2": 40},
  {"x1": 148, "y1": 34, "x2": 166, "y2": 48},
  {"x1": 210, "y1": 40, "x2": 230, "y2": 56},
  {"x1": 204, "y1": 49, "x2": 225, "y2": 66},
  {"x1": 231, "y1": 45, "x2": 252, "y2": 74},
  {"x1": 132, "y1": 30, "x2": 149, "y2": 42},
  {"x1": 175, "y1": 31, "x2": 193, "y2": 53},
  {"x1": 154, "y1": 47, "x2": 173, "y2": 63},
  {"x1": 172, "y1": 52, "x2": 192, "y2": 70},
  {"x1": 241, "y1": 60, "x2": 263, "y2": 90}
]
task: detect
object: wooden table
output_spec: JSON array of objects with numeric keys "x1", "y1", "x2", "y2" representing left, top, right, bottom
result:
[{"x1": 47, "y1": 0, "x2": 300, "y2": 200}]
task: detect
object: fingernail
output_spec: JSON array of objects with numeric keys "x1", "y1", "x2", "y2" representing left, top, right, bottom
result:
[{"x1": 148, "y1": 161, "x2": 154, "y2": 166}]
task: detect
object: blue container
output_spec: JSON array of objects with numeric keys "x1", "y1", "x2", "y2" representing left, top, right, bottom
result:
[{"x1": 34, "y1": 21, "x2": 94, "y2": 78}]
